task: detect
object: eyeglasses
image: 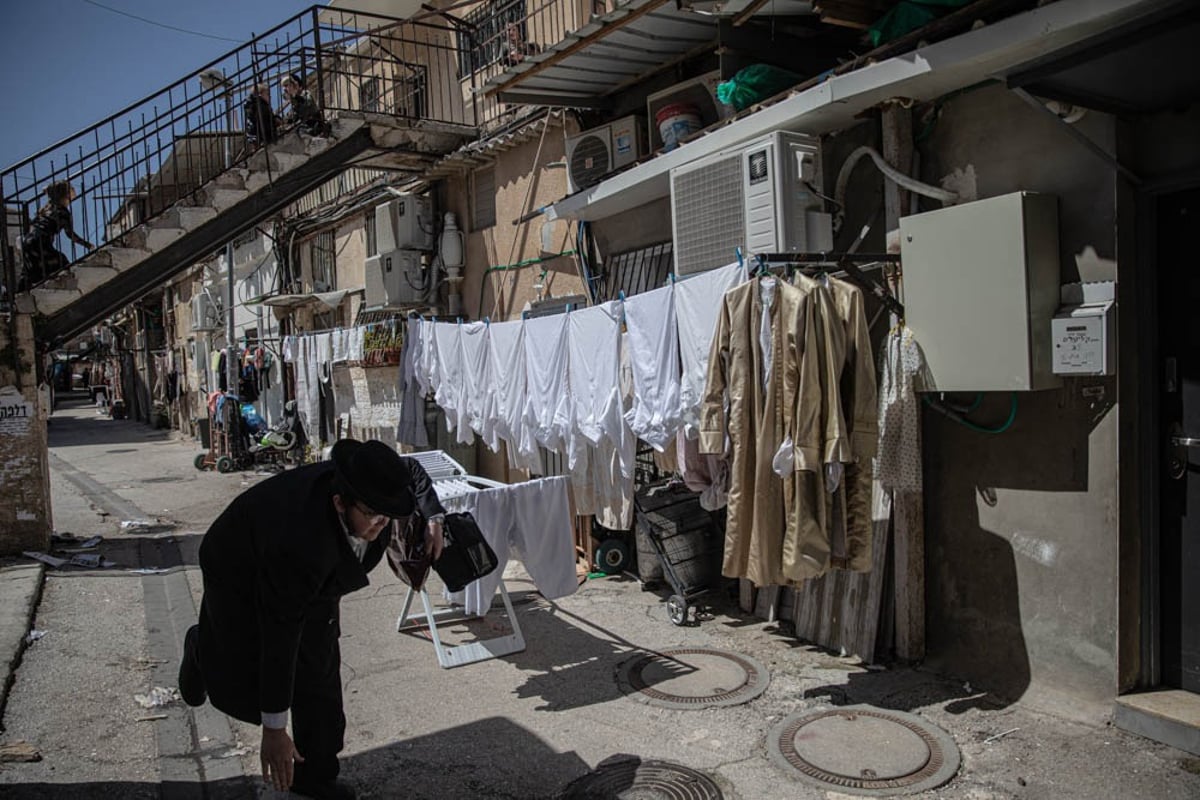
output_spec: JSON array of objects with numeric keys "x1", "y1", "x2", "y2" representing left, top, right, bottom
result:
[{"x1": 353, "y1": 502, "x2": 388, "y2": 525}]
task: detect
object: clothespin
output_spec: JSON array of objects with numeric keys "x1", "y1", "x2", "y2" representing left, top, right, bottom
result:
[
  {"x1": 565, "y1": 304, "x2": 572, "y2": 313},
  {"x1": 669, "y1": 272, "x2": 676, "y2": 284},
  {"x1": 617, "y1": 290, "x2": 626, "y2": 302},
  {"x1": 735, "y1": 247, "x2": 744, "y2": 269},
  {"x1": 456, "y1": 316, "x2": 462, "y2": 325},
  {"x1": 483, "y1": 316, "x2": 491, "y2": 327},
  {"x1": 754, "y1": 254, "x2": 767, "y2": 277},
  {"x1": 521, "y1": 310, "x2": 529, "y2": 321}
]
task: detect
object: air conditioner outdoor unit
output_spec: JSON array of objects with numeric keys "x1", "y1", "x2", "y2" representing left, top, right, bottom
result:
[
  {"x1": 565, "y1": 115, "x2": 646, "y2": 194},
  {"x1": 670, "y1": 131, "x2": 832, "y2": 276},
  {"x1": 376, "y1": 193, "x2": 434, "y2": 252},
  {"x1": 191, "y1": 292, "x2": 220, "y2": 331},
  {"x1": 365, "y1": 249, "x2": 426, "y2": 308}
]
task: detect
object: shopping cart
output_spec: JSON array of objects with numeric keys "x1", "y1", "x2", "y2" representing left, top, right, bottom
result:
[{"x1": 634, "y1": 481, "x2": 724, "y2": 626}]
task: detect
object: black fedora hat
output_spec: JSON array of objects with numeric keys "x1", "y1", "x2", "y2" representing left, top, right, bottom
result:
[{"x1": 330, "y1": 439, "x2": 414, "y2": 518}]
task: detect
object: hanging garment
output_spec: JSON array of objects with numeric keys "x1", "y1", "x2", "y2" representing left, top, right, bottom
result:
[
  {"x1": 296, "y1": 336, "x2": 321, "y2": 444},
  {"x1": 417, "y1": 319, "x2": 438, "y2": 399},
  {"x1": 585, "y1": 329, "x2": 636, "y2": 530},
  {"x1": 676, "y1": 262, "x2": 745, "y2": 439},
  {"x1": 825, "y1": 276, "x2": 879, "y2": 571},
  {"x1": 877, "y1": 326, "x2": 928, "y2": 494},
  {"x1": 217, "y1": 350, "x2": 228, "y2": 392},
  {"x1": 522, "y1": 313, "x2": 571, "y2": 454},
  {"x1": 457, "y1": 321, "x2": 491, "y2": 445},
  {"x1": 316, "y1": 333, "x2": 334, "y2": 379},
  {"x1": 397, "y1": 318, "x2": 429, "y2": 447},
  {"x1": 677, "y1": 430, "x2": 729, "y2": 512},
  {"x1": 282, "y1": 336, "x2": 295, "y2": 363},
  {"x1": 700, "y1": 277, "x2": 829, "y2": 586},
  {"x1": 331, "y1": 329, "x2": 347, "y2": 363},
  {"x1": 623, "y1": 284, "x2": 683, "y2": 452},
  {"x1": 432, "y1": 322, "x2": 464, "y2": 435},
  {"x1": 444, "y1": 477, "x2": 577, "y2": 616},
  {"x1": 484, "y1": 320, "x2": 541, "y2": 473},
  {"x1": 348, "y1": 326, "x2": 365, "y2": 363},
  {"x1": 566, "y1": 302, "x2": 634, "y2": 478},
  {"x1": 792, "y1": 274, "x2": 852, "y2": 495}
]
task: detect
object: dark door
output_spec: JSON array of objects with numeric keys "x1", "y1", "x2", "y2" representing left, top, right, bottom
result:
[{"x1": 1159, "y1": 187, "x2": 1200, "y2": 693}]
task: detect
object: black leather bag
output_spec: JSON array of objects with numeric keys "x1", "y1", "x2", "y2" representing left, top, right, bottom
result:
[{"x1": 433, "y1": 511, "x2": 499, "y2": 592}]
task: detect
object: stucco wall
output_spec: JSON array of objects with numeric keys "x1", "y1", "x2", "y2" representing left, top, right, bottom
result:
[
  {"x1": 917, "y1": 85, "x2": 1120, "y2": 716},
  {"x1": 0, "y1": 314, "x2": 52, "y2": 554}
]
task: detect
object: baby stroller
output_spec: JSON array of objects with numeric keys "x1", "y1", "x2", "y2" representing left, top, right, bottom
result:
[{"x1": 248, "y1": 400, "x2": 307, "y2": 468}]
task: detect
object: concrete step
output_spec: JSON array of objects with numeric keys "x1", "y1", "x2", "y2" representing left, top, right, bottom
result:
[
  {"x1": 153, "y1": 206, "x2": 218, "y2": 230},
  {"x1": 29, "y1": 285, "x2": 83, "y2": 317},
  {"x1": 70, "y1": 264, "x2": 121, "y2": 294},
  {"x1": 203, "y1": 187, "x2": 251, "y2": 211},
  {"x1": 144, "y1": 226, "x2": 186, "y2": 251},
  {"x1": 211, "y1": 170, "x2": 247, "y2": 190}
]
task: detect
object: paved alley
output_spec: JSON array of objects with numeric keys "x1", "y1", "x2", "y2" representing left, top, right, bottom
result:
[{"x1": 0, "y1": 396, "x2": 1198, "y2": 799}]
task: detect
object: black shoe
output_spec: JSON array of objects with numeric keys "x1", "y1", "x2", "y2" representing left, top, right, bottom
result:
[
  {"x1": 290, "y1": 777, "x2": 357, "y2": 800},
  {"x1": 178, "y1": 624, "x2": 206, "y2": 707}
]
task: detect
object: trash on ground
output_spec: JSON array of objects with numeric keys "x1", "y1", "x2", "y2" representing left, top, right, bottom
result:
[
  {"x1": 61, "y1": 535, "x2": 104, "y2": 552},
  {"x1": 132, "y1": 567, "x2": 168, "y2": 575},
  {"x1": 120, "y1": 519, "x2": 176, "y2": 533},
  {"x1": 0, "y1": 741, "x2": 42, "y2": 763},
  {"x1": 983, "y1": 727, "x2": 1021, "y2": 744},
  {"x1": 134, "y1": 687, "x2": 181, "y2": 709},
  {"x1": 22, "y1": 551, "x2": 68, "y2": 568},
  {"x1": 68, "y1": 554, "x2": 105, "y2": 568},
  {"x1": 24, "y1": 629, "x2": 47, "y2": 645},
  {"x1": 218, "y1": 746, "x2": 251, "y2": 758}
]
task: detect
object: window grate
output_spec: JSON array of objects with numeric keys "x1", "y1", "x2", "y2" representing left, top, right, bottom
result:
[
  {"x1": 310, "y1": 230, "x2": 336, "y2": 292},
  {"x1": 472, "y1": 166, "x2": 497, "y2": 230},
  {"x1": 599, "y1": 242, "x2": 673, "y2": 302}
]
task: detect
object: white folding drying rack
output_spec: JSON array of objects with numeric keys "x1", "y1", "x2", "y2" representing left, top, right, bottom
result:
[{"x1": 395, "y1": 450, "x2": 526, "y2": 668}]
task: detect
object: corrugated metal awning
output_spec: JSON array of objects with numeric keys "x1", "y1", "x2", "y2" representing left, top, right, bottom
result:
[{"x1": 482, "y1": 0, "x2": 719, "y2": 107}]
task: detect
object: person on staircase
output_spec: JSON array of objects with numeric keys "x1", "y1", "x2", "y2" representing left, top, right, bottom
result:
[
  {"x1": 177, "y1": 438, "x2": 446, "y2": 800},
  {"x1": 281, "y1": 73, "x2": 332, "y2": 138},
  {"x1": 19, "y1": 181, "x2": 92, "y2": 290},
  {"x1": 243, "y1": 83, "x2": 281, "y2": 150}
]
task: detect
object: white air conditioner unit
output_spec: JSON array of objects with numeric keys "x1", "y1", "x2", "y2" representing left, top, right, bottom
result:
[
  {"x1": 646, "y1": 70, "x2": 731, "y2": 152},
  {"x1": 191, "y1": 292, "x2": 220, "y2": 331},
  {"x1": 670, "y1": 131, "x2": 833, "y2": 276},
  {"x1": 376, "y1": 193, "x2": 434, "y2": 252},
  {"x1": 365, "y1": 249, "x2": 426, "y2": 308},
  {"x1": 565, "y1": 115, "x2": 646, "y2": 194}
]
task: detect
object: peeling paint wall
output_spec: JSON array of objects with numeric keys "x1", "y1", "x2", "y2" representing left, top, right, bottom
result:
[{"x1": 0, "y1": 314, "x2": 52, "y2": 554}]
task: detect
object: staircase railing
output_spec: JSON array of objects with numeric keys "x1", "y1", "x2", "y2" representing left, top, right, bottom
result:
[{"x1": 0, "y1": 5, "x2": 478, "y2": 308}]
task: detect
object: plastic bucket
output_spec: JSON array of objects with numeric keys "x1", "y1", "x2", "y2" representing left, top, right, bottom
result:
[{"x1": 656, "y1": 103, "x2": 702, "y2": 151}]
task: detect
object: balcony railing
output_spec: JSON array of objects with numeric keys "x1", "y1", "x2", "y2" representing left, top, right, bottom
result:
[{"x1": 1, "y1": 5, "x2": 480, "y2": 303}]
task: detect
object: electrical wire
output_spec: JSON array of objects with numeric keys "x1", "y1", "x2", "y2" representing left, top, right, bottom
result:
[{"x1": 80, "y1": 0, "x2": 243, "y2": 43}]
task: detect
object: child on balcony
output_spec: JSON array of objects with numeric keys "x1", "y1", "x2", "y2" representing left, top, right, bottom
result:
[
  {"x1": 243, "y1": 83, "x2": 281, "y2": 149},
  {"x1": 281, "y1": 74, "x2": 332, "y2": 138}
]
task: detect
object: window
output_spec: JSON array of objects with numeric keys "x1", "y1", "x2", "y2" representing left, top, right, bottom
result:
[
  {"x1": 365, "y1": 211, "x2": 377, "y2": 257},
  {"x1": 359, "y1": 76, "x2": 380, "y2": 113},
  {"x1": 457, "y1": 0, "x2": 527, "y2": 77},
  {"x1": 309, "y1": 231, "x2": 336, "y2": 292},
  {"x1": 472, "y1": 166, "x2": 497, "y2": 230}
]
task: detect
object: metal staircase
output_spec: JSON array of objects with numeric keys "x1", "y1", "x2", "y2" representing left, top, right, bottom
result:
[{"x1": 1, "y1": 5, "x2": 480, "y2": 344}]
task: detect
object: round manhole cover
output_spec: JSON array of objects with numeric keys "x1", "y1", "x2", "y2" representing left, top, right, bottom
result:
[
  {"x1": 615, "y1": 648, "x2": 769, "y2": 710},
  {"x1": 563, "y1": 758, "x2": 723, "y2": 799},
  {"x1": 768, "y1": 705, "x2": 960, "y2": 796}
]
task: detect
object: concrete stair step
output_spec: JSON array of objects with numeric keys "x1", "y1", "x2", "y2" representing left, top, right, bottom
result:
[
  {"x1": 29, "y1": 285, "x2": 83, "y2": 316},
  {"x1": 204, "y1": 187, "x2": 251, "y2": 211},
  {"x1": 153, "y1": 206, "x2": 218, "y2": 230},
  {"x1": 144, "y1": 227, "x2": 186, "y2": 250}
]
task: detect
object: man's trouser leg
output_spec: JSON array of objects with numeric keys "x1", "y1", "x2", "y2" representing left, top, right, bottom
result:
[{"x1": 292, "y1": 601, "x2": 345, "y2": 785}]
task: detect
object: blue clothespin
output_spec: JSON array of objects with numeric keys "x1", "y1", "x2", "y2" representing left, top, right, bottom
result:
[
  {"x1": 484, "y1": 316, "x2": 491, "y2": 327},
  {"x1": 755, "y1": 254, "x2": 767, "y2": 276},
  {"x1": 521, "y1": 310, "x2": 529, "y2": 321},
  {"x1": 618, "y1": 290, "x2": 626, "y2": 302},
  {"x1": 736, "y1": 247, "x2": 744, "y2": 269},
  {"x1": 456, "y1": 316, "x2": 462, "y2": 325},
  {"x1": 669, "y1": 272, "x2": 676, "y2": 284}
]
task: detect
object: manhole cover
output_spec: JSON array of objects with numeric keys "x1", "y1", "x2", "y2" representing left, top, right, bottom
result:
[
  {"x1": 768, "y1": 705, "x2": 960, "y2": 796},
  {"x1": 563, "y1": 758, "x2": 723, "y2": 799},
  {"x1": 615, "y1": 648, "x2": 769, "y2": 709}
]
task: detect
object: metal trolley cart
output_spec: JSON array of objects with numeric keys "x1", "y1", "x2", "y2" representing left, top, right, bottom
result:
[{"x1": 635, "y1": 481, "x2": 724, "y2": 626}]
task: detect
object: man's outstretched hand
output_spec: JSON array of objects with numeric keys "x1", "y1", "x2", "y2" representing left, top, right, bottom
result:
[{"x1": 262, "y1": 726, "x2": 304, "y2": 791}]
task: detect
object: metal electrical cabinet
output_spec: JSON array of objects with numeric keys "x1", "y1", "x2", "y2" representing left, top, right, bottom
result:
[{"x1": 899, "y1": 192, "x2": 1061, "y2": 392}]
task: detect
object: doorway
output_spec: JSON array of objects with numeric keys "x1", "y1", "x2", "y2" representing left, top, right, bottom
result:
[{"x1": 1157, "y1": 187, "x2": 1200, "y2": 694}]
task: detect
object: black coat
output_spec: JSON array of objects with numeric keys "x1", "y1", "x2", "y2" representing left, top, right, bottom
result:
[
  {"x1": 243, "y1": 94, "x2": 279, "y2": 145},
  {"x1": 196, "y1": 458, "x2": 444, "y2": 721}
]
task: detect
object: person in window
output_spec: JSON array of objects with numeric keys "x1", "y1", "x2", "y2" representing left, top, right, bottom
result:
[
  {"x1": 20, "y1": 181, "x2": 92, "y2": 290},
  {"x1": 281, "y1": 73, "x2": 332, "y2": 137},
  {"x1": 503, "y1": 22, "x2": 541, "y2": 65},
  {"x1": 243, "y1": 83, "x2": 281, "y2": 149},
  {"x1": 177, "y1": 439, "x2": 446, "y2": 800}
]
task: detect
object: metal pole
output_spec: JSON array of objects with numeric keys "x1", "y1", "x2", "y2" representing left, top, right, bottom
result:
[{"x1": 222, "y1": 83, "x2": 238, "y2": 396}]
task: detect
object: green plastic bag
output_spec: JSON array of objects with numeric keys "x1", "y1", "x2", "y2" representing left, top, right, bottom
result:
[
  {"x1": 716, "y1": 64, "x2": 804, "y2": 112},
  {"x1": 868, "y1": 0, "x2": 972, "y2": 47}
]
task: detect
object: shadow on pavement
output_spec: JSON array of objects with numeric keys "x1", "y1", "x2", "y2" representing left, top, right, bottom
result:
[{"x1": 0, "y1": 716, "x2": 589, "y2": 800}]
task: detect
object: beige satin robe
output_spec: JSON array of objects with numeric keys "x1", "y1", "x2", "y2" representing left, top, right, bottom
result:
[
  {"x1": 828, "y1": 277, "x2": 879, "y2": 571},
  {"x1": 700, "y1": 277, "x2": 834, "y2": 585}
]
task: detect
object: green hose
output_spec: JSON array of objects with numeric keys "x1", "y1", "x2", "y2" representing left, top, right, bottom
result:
[
  {"x1": 925, "y1": 391, "x2": 1018, "y2": 435},
  {"x1": 477, "y1": 250, "x2": 578, "y2": 318}
]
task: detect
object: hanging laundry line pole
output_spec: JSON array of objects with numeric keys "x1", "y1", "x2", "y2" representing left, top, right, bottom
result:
[{"x1": 756, "y1": 252, "x2": 904, "y2": 318}]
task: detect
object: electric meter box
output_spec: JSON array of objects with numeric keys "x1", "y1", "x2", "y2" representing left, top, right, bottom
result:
[
  {"x1": 899, "y1": 191, "x2": 1062, "y2": 392},
  {"x1": 1051, "y1": 281, "x2": 1115, "y2": 376}
]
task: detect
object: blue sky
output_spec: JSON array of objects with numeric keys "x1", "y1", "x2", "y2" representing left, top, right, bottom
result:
[{"x1": 0, "y1": 0, "x2": 323, "y2": 168}]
